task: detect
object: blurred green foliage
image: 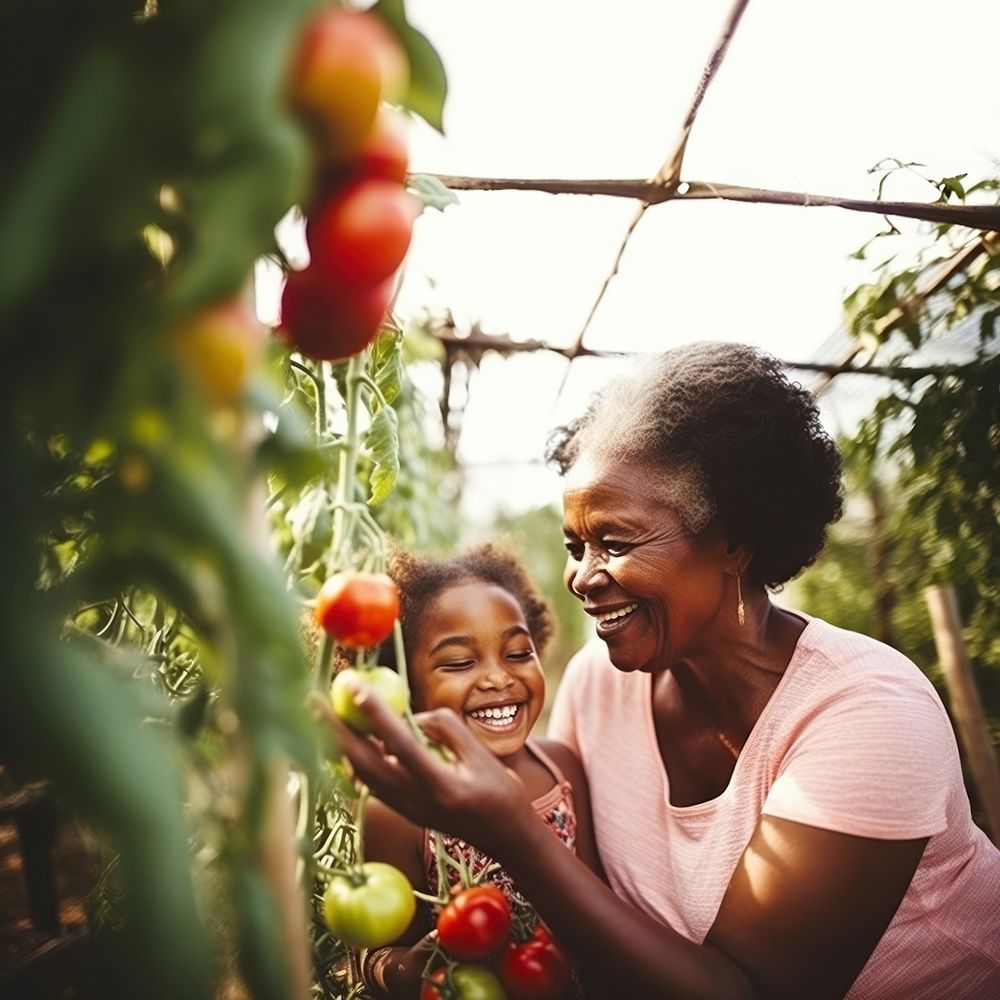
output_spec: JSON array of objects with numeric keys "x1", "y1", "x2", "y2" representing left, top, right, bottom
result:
[{"x1": 0, "y1": 1, "x2": 447, "y2": 998}]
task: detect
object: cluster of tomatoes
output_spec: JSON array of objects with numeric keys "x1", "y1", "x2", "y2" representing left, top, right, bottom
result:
[
  {"x1": 316, "y1": 570, "x2": 418, "y2": 954},
  {"x1": 282, "y1": 5, "x2": 417, "y2": 361},
  {"x1": 425, "y1": 885, "x2": 572, "y2": 1000},
  {"x1": 169, "y1": 7, "x2": 417, "y2": 408},
  {"x1": 315, "y1": 570, "x2": 410, "y2": 729}
]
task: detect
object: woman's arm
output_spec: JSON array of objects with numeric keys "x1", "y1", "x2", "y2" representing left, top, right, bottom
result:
[{"x1": 326, "y1": 689, "x2": 924, "y2": 1000}]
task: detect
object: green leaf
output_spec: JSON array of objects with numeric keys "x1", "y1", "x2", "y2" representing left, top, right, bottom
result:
[
  {"x1": 365, "y1": 405, "x2": 400, "y2": 506},
  {"x1": 369, "y1": 327, "x2": 405, "y2": 406},
  {"x1": 372, "y1": 0, "x2": 448, "y2": 132},
  {"x1": 0, "y1": 43, "x2": 133, "y2": 320},
  {"x1": 407, "y1": 173, "x2": 460, "y2": 213},
  {"x1": 936, "y1": 174, "x2": 968, "y2": 202},
  {"x1": 369, "y1": 326, "x2": 401, "y2": 372}
]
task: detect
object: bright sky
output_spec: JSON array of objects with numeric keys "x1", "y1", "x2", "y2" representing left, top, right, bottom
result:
[{"x1": 265, "y1": 0, "x2": 1000, "y2": 522}]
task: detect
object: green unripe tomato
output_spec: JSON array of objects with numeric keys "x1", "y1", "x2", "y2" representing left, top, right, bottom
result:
[
  {"x1": 331, "y1": 665, "x2": 409, "y2": 733},
  {"x1": 421, "y1": 963, "x2": 508, "y2": 1000},
  {"x1": 323, "y1": 861, "x2": 416, "y2": 947}
]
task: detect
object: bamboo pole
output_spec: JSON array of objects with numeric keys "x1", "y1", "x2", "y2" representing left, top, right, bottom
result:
[{"x1": 924, "y1": 585, "x2": 1000, "y2": 845}]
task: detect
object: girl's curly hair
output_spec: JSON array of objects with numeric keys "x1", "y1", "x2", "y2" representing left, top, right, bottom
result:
[
  {"x1": 546, "y1": 341, "x2": 844, "y2": 588},
  {"x1": 385, "y1": 542, "x2": 554, "y2": 665}
]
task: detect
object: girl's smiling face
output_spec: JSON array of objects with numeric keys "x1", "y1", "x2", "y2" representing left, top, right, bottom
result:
[{"x1": 408, "y1": 580, "x2": 545, "y2": 761}]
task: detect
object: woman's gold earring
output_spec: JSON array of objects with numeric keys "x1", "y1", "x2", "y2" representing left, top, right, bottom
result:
[{"x1": 737, "y1": 573, "x2": 745, "y2": 627}]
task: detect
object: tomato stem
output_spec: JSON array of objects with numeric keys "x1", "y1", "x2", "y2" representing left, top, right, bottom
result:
[
  {"x1": 353, "y1": 784, "x2": 370, "y2": 865},
  {"x1": 356, "y1": 371, "x2": 389, "y2": 411},
  {"x1": 330, "y1": 353, "x2": 364, "y2": 570}
]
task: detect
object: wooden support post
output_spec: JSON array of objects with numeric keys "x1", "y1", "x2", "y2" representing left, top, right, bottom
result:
[
  {"x1": 1, "y1": 784, "x2": 61, "y2": 938},
  {"x1": 924, "y1": 585, "x2": 1000, "y2": 845}
]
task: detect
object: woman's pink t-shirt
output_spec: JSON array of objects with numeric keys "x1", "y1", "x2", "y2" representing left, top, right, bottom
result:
[{"x1": 547, "y1": 615, "x2": 1000, "y2": 999}]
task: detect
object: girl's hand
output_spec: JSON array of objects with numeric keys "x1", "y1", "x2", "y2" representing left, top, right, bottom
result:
[
  {"x1": 311, "y1": 682, "x2": 534, "y2": 856},
  {"x1": 363, "y1": 934, "x2": 438, "y2": 998}
]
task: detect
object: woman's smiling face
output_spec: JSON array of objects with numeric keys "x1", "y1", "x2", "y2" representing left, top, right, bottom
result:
[
  {"x1": 561, "y1": 449, "x2": 731, "y2": 673},
  {"x1": 408, "y1": 580, "x2": 545, "y2": 760}
]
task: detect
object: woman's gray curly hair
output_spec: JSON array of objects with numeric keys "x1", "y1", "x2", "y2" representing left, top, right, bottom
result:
[{"x1": 546, "y1": 341, "x2": 844, "y2": 588}]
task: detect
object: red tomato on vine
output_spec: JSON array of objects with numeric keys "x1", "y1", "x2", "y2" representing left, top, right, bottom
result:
[
  {"x1": 289, "y1": 8, "x2": 408, "y2": 158},
  {"x1": 307, "y1": 177, "x2": 416, "y2": 287},
  {"x1": 279, "y1": 267, "x2": 394, "y2": 361},
  {"x1": 437, "y1": 885, "x2": 512, "y2": 961},
  {"x1": 314, "y1": 571, "x2": 399, "y2": 646},
  {"x1": 499, "y1": 922, "x2": 571, "y2": 1000}
]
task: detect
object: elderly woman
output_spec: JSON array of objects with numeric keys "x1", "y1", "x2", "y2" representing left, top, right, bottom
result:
[{"x1": 333, "y1": 342, "x2": 1000, "y2": 999}]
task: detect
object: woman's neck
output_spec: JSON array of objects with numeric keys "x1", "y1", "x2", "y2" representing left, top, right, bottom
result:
[{"x1": 664, "y1": 598, "x2": 805, "y2": 740}]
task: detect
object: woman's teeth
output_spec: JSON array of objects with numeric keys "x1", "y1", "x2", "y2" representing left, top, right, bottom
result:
[
  {"x1": 597, "y1": 603, "x2": 639, "y2": 624},
  {"x1": 468, "y1": 704, "x2": 520, "y2": 727}
]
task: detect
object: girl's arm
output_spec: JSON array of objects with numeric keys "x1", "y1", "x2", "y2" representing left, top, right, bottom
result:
[
  {"x1": 328, "y1": 691, "x2": 927, "y2": 1000},
  {"x1": 532, "y1": 737, "x2": 605, "y2": 881}
]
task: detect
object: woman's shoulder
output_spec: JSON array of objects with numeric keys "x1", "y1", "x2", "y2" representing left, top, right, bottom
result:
[{"x1": 791, "y1": 612, "x2": 941, "y2": 699}]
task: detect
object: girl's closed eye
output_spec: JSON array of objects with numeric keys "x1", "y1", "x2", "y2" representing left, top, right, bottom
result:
[
  {"x1": 438, "y1": 658, "x2": 475, "y2": 671},
  {"x1": 506, "y1": 648, "x2": 536, "y2": 661}
]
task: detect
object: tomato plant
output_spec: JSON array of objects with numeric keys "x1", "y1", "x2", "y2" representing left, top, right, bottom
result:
[
  {"x1": 437, "y1": 885, "x2": 513, "y2": 961},
  {"x1": 3, "y1": 0, "x2": 447, "y2": 995},
  {"x1": 322, "y1": 861, "x2": 416, "y2": 948},
  {"x1": 307, "y1": 177, "x2": 416, "y2": 287},
  {"x1": 331, "y1": 666, "x2": 409, "y2": 734},
  {"x1": 421, "y1": 964, "x2": 509, "y2": 1000},
  {"x1": 280, "y1": 267, "x2": 394, "y2": 361},
  {"x1": 289, "y1": 7, "x2": 408, "y2": 158},
  {"x1": 499, "y1": 923, "x2": 571, "y2": 1000}
]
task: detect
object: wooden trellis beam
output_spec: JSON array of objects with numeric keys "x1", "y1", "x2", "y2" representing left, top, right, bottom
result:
[
  {"x1": 429, "y1": 323, "x2": 985, "y2": 382},
  {"x1": 428, "y1": 174, "x2": 1000, "y2": 233},
  {"x1": 540, "y1": 0, "x2": 753, "y2": 372}
]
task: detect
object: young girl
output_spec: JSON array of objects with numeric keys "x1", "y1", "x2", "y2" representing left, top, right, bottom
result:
[{"x1": 358, "y1": 543, "x2": 602, "y2": 998}]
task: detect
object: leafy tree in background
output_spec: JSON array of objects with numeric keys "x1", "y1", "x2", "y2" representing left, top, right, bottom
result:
[{"x1": 791, "y1": 166, "x2": 998, "y2": 749}]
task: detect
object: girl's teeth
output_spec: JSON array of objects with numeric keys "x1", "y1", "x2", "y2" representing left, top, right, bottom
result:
[
  {"x1": 597, "y1": 603, "x2": 639, "y2": 624},
  {"x1": 469, "y1": 705, "x2": 520, "y2": 725}
]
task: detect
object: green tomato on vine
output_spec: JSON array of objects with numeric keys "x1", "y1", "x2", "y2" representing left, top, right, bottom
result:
[
  {"x1": 323, "y1": 861, "x2": 416, "y2": 947},
  {"x1": 331, "y1": 665, "x2": 409, "y2": 734}
]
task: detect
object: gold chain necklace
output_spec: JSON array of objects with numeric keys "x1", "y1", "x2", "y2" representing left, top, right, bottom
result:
[{"x1": 715, "y1": 728, "x2": 741, "y2": 759}]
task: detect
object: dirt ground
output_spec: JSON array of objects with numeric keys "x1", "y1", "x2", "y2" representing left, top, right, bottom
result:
[{"x1": 0, "y1": 806, "x2": 97, "y2": 998}]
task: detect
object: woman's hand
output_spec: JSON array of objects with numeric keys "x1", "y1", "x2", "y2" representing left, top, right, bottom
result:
[{"x1": 310, "y1": 682, "x2": 534, "y2": 856}]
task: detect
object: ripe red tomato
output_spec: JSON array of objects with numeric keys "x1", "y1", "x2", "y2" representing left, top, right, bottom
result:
[
  {"x1": 289, "y1": 8, "x2": 408, "y2": 158},
  {"x1": 437, "y1": 886, "x2": 512, "y2": 962},
  {"x1": 307, "y1": 177, "x2": 416, "y2": 287},
  {"x1": 420, "y1": 964, "x2": 507, "y2": 1000},
  {"x1": 314, "y1": 571, "x2": 400, "y2": 647},
  {"x1": 499, "y1": 922, "x2": 571, "y2": 1000},
  {"x1": 279, "y1": 267, "x2": 393, "y2": 361}
]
